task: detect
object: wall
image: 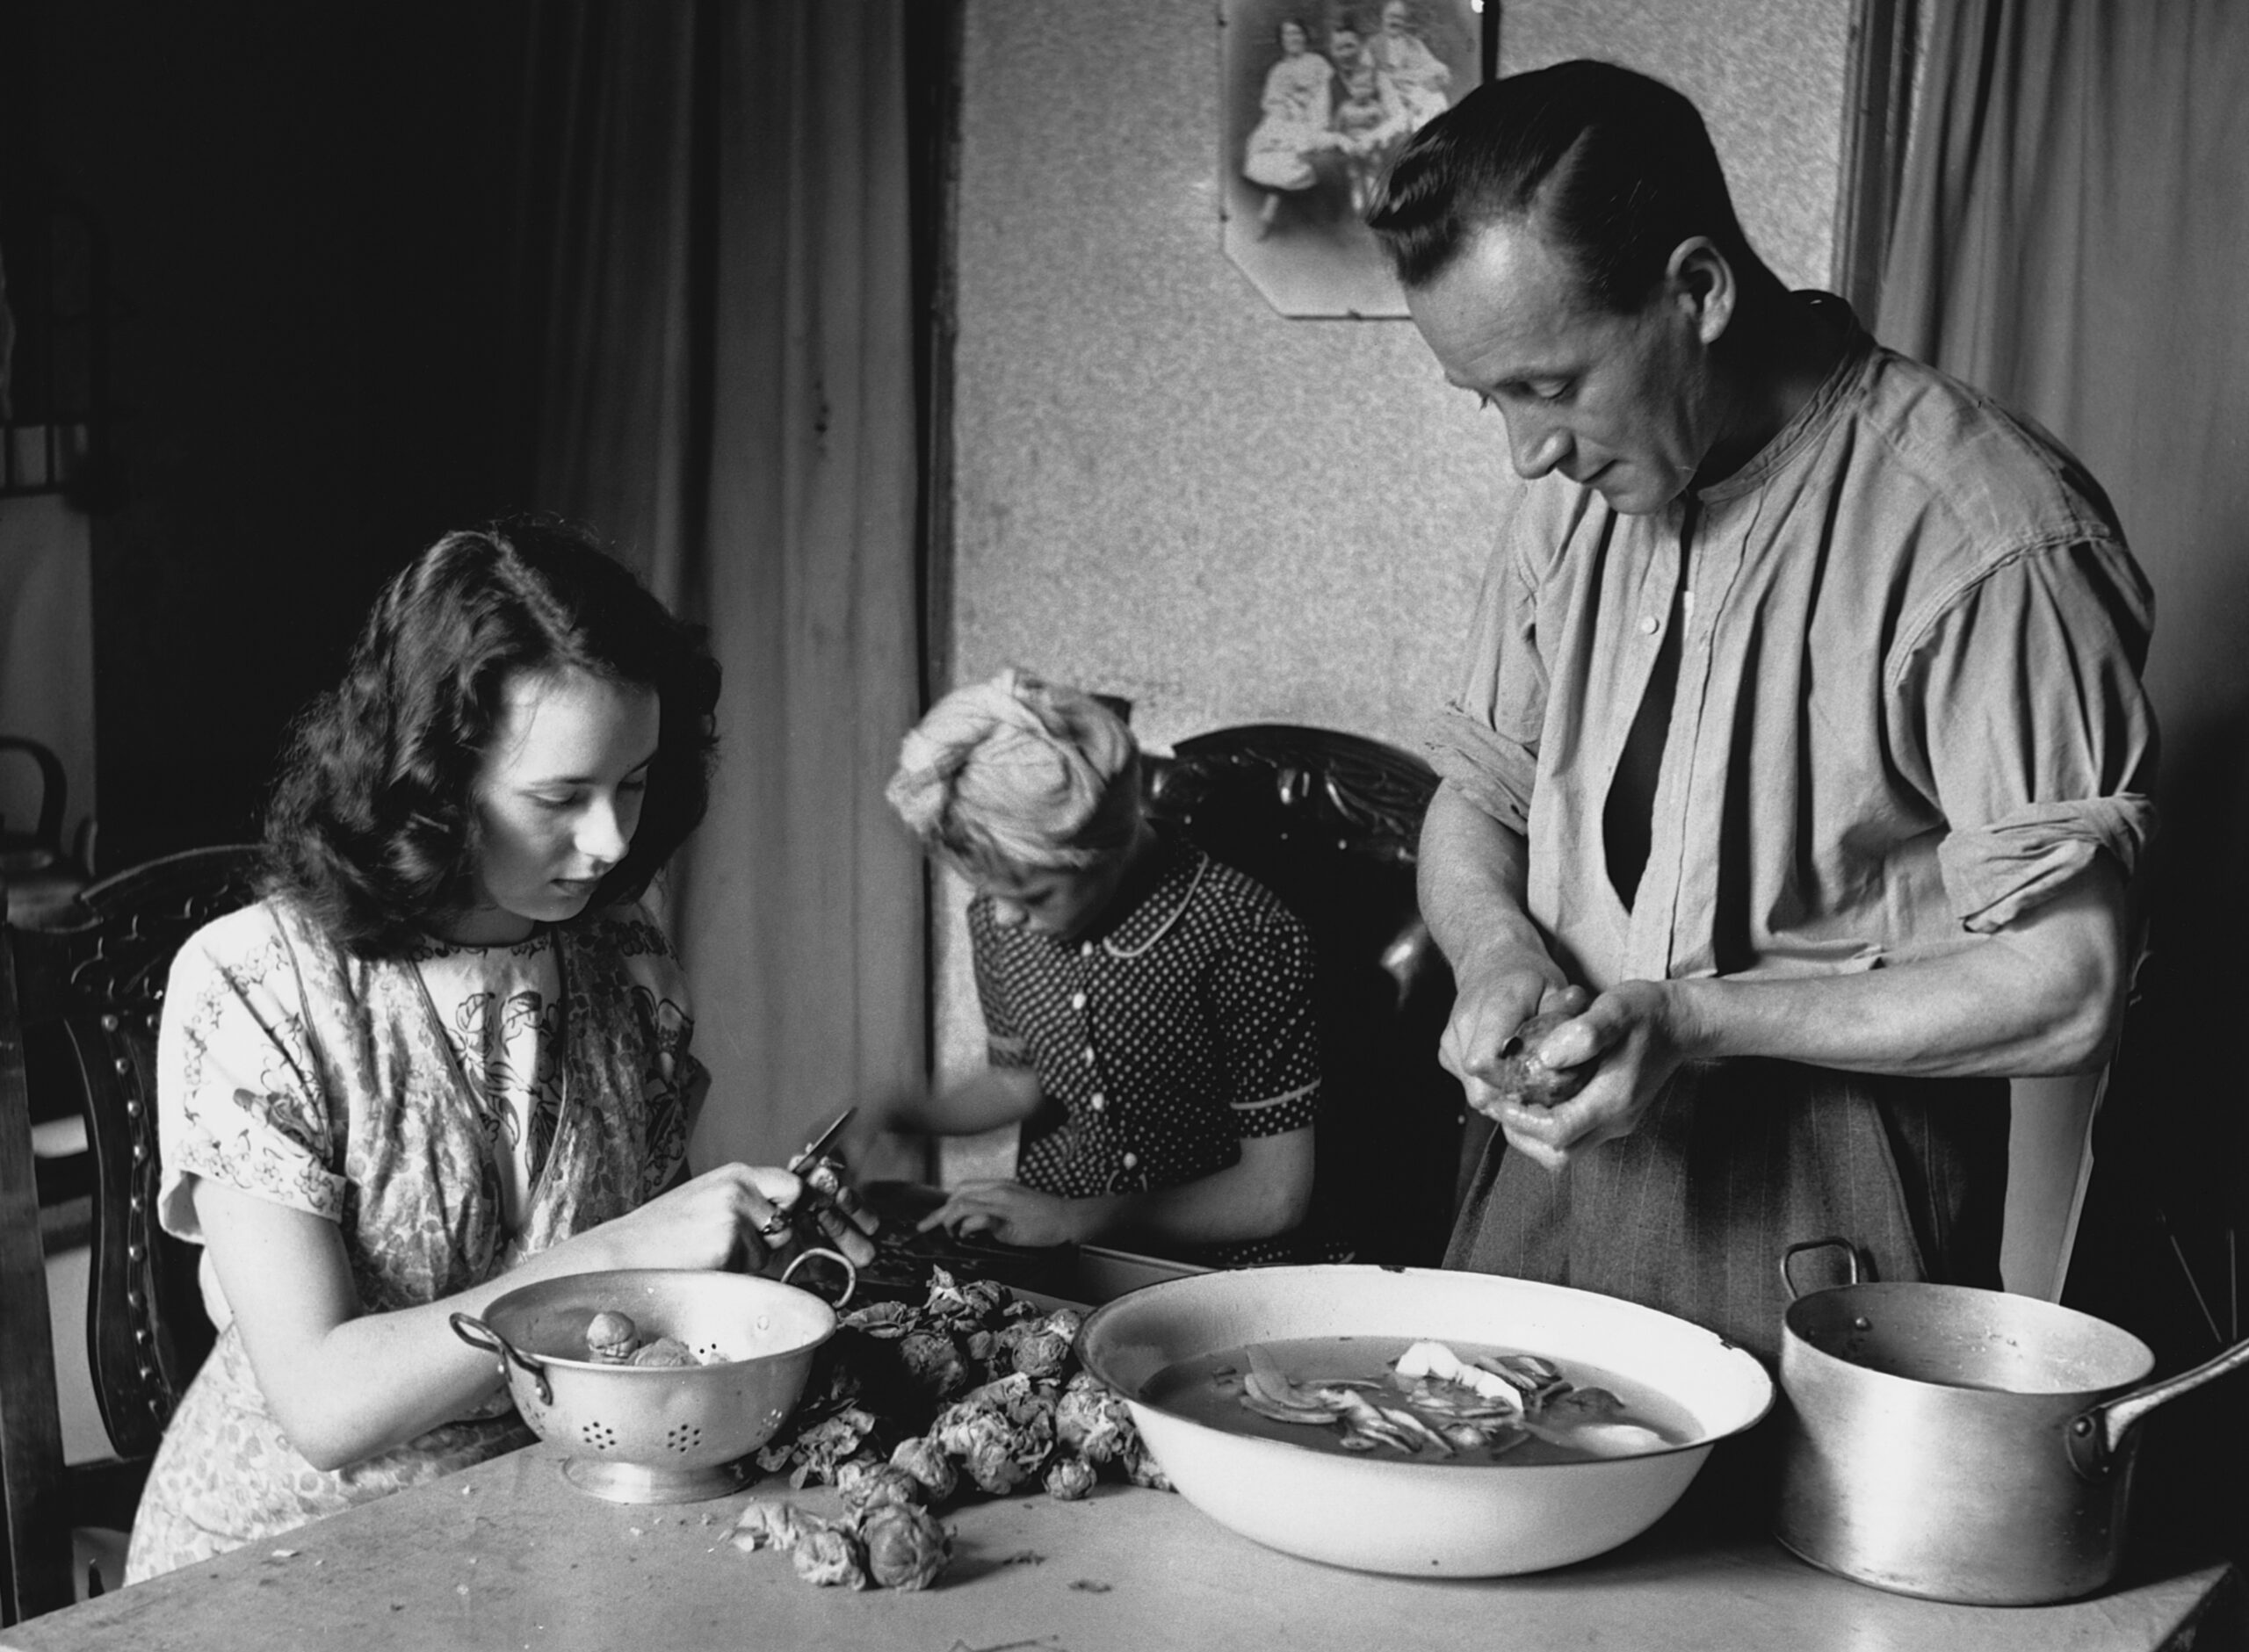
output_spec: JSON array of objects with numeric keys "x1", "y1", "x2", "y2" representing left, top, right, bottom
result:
[{"x1": 937, "y1": 0, "x2": 1854, "y2": 1172}]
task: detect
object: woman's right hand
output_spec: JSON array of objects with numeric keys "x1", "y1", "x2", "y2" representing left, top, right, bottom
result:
[{"x1": 588, "y1": 1162, "x2": 808, "y2": 1273}]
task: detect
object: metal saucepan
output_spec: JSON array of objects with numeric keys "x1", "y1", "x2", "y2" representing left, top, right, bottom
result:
[
  {"x1": 450, "y1": 1252, "x2": 854, "y2": 1504},
  {"x1": 1077, "y1": 1263, "x2": 1774, "y2": 1577},
  {"x1": 1773, "y1": 1237, "x2": 2249, "y2": 1605}
]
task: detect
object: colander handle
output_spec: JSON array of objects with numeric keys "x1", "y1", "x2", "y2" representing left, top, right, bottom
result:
[
  {"x1": 780, "y1": 1246, "x2": 859, "y2": 1309},
  {"x1": 450, "y1": 1311, "x2": 554, "y2": 1406}
]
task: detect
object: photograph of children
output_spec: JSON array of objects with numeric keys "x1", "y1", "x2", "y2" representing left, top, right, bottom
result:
[{"x1": 1222, "y1": 0, "x2": 1484, "y2": 318}]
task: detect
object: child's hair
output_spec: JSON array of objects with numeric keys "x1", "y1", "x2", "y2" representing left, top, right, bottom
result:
[
  {"x1": 886, "y1": 668, "x2": 1141, "y2": 877},
  {"x1": 263, "y1": 517, "x2": 720, "y2": 956}
]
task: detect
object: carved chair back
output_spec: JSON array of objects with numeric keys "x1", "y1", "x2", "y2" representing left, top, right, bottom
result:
[
  {"x1": 1144, "y1": 725, "x2": 1460, "y2": 1266},
  {"x1": 0, "y1": 844, "x2": 262, "y2": 1621}
]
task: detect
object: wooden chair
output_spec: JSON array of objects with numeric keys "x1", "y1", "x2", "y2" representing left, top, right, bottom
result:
[
  {"x1": 1144, "y1": 725, "x2": 1462, "y2": 1266},
  {"x1": 0, "y1": 845, "x2": 262, "y2": 1624},
  {"x1": 0, "y1": 737, "x2": 91, "y2": 930}
]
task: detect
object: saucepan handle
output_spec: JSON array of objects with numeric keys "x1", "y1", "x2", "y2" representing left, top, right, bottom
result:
[
  {"x1": 2068, "y1": 1331, "x2": 2249, "y2": 1478},
  {"x1": 781, "y1": 1246, "x2": 859, "y2": 1310},
  {"x1": 451, "y1": 1311, "x2": 553, "y2": 1407},
  {"x1": 1779, "y1": 1236, "x2": 1863, "y2": 1302}
]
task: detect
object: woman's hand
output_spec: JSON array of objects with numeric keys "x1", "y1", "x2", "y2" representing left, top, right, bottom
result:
[
  {"x1": 587, "y1": 1162, "x2": 809, "y2": 1273},
  {"x1": 789, "y1": 1157, "x2": 882, "y2": 1268},
  {"x1": 917, "y1": 1179, "x2": 1081, "y2": 1248}
]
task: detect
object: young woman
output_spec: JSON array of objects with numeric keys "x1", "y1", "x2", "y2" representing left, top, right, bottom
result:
[
  {"x1": 126, "y1": 522, "x2": 871, "y2": 1580},
  {"x1": 869, "y1": 669, "x2": 1330, "y2": 1266}
]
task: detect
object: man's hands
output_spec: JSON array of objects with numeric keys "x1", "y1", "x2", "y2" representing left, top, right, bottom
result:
[{"x1": 1443, "y1": 973, "x2": 1699, "y2": 1172}]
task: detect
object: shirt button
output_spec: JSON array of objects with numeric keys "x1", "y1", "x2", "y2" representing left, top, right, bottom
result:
[
  {"x1": 1082, "y1": 1045, "x2": 1096, "y2": 1064},
  {"x1": 1638, "y1": 614, "x2": 1660, "y2": 635},
  {"x1": 1121, "y1": 1151, "x2": 1139, "y2": 1171},
  {"x1": 1080, "y1": 941, "x2": 1095, "y2": 956},
  {"x1": 1089, "y1": 1093, "x2": 1106, "y2": 1112},
  {"x1": 1070, "y1": 992, "x2": 1087, "y2": 1010}
]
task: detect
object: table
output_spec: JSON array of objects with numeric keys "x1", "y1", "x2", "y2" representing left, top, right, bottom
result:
[{"x1": 5, "y1": 1439, "x2": 2238, "y2": 1652}]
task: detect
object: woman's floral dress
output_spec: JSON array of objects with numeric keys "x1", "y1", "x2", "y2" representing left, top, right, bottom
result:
[{"x1": 122, "y1": 897, "x2": 704, "y2": 1582}]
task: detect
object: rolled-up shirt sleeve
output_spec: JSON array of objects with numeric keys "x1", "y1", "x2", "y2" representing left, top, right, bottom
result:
[
  {"x1": 1900, "y1": 536, "x2": 2158, "y2": 933},
  {"x1": 1426, "y1": 524, "x2": 1548, "y2": 833}
]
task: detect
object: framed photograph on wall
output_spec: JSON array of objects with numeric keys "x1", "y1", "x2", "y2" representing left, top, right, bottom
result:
[{"x1": 1221, "y1": 0, "x2": 1490, "y2": 318}]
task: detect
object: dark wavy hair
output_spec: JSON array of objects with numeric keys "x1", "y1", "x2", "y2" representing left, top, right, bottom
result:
[
  {"x1": 1366, "y1": 59, "x2": 1771, "y2": 310},
  {"x1": 263, "y1": 519, "x2": 720, "y2": 957}
]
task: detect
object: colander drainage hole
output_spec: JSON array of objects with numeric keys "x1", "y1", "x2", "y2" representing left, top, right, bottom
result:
[
  {"x1": 667, "y1": 1425, "x2": 704, "y2": 1454},
  {"x1": 581, "y1": 1421, "x2": 618, "y2": 1451}
]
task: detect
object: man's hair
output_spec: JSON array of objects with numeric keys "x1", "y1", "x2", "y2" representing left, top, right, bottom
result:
[
  {"x1": 263, "y1": 517, "x2": 720, "y2": 956},
  {"x1": 1367, "y1": 59, "x2": 1765, "y2": 307}
]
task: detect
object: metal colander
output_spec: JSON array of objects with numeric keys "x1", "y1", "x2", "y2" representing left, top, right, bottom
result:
[{"x1": 451, "y1": 1253, "x2": 853, "y2": 1504}]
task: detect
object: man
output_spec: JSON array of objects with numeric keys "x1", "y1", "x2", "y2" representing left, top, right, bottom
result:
[{"x1": 1366, "y1": 61, "x2": 2157, "y2": 1359}]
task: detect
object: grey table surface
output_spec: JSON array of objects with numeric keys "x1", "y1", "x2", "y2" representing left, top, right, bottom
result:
[{"x1": 4, "y1": 1439, "x2": 2239, "y2": 1652}]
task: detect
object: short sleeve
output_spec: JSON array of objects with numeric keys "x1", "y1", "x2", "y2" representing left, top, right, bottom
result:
[
  {"x1": 1208, "y1": 906, "x2": 1322, "y2": 1138},
  {"x1": 1898, "y1": 537, "x2": 2159, "y2": 932},
  {"x1": 967, "y1": 901, "x2": 1033, "y2": 1071},
  {"x1": 155, "y1": 905, "x2": 346, "y2": 1244},
  {"x1": 1425, "y1": 509, "x2": 1554, "y2": 834}
]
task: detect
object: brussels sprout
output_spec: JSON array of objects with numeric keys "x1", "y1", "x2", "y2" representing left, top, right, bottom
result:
[
  {"x1": 584, "y1": 1310, "x2": 640, "y2": 1363},
  {"x1": 1055, "y1": 1373, "x2": 1136, "y2": 1465},
  {"x1": 890, "y1": 1436, "x2": 958, "y2": 1502},
  {"x1": 791, "y1": 1522, "x2": 869, "y2": 1590},
  {"x1": 1044, "y1": 1455, "x2": 1097, "y2": 1501},
  {"x1": 836, "y1": 1460, "x2": 924, "y2": 1515},
  {"x1": 1007, "y1": 1327, "x2": 1072, "y2": 1380},
  {"x1": 899, "y1": 1328, "x2": 971, "y2": 1401},
  {"x1": 626, "y1": 1335, "x2": 698, "y2": 1367},
  {"x1": 860, "y1": 1502, "x2": 951, "y2": 1591}
]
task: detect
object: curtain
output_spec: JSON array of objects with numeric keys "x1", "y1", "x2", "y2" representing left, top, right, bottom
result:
[
  {"x1": 1877, "y1": 2, "x2": 2249, "y2": 1353},
  {"x1": 503, "y1": 1, "x2": 927, "y2": 1170}
]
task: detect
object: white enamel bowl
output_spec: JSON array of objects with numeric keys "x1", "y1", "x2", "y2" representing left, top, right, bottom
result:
[{"x1": 1077, "y1": 1265, "x2": 1774, "y2": 1577}]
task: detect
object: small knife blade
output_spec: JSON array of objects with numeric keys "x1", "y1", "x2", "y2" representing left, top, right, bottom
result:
[{"x1": 787, "y1": 1105, "x2": 856, "y2": 1172}]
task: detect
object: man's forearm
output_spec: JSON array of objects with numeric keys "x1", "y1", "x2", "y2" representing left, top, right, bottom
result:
[
  {"x1": 1667, "y1": 858, "x2": 2130, "y2": 1079},
  {"x1": 1417, "y1": 781, "x2": 1564, "y2": 987}
]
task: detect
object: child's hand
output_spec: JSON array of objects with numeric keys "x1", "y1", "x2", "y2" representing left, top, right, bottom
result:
[{"x1": 917, "y1": 1179, "x2": 1080, "y2": 1249}]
